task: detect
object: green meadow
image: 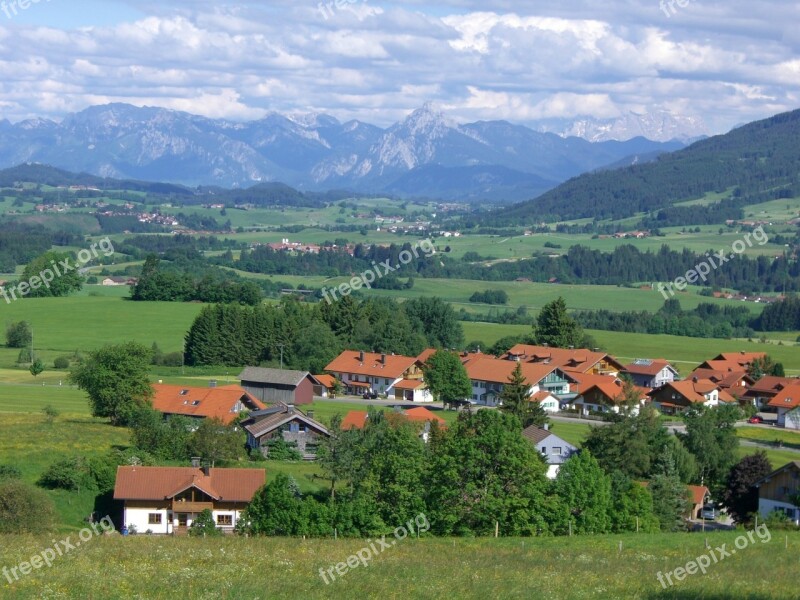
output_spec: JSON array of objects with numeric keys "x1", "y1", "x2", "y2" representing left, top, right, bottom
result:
[{"x1": 0, "y1": 532, "x2": 795, "y2": 599}]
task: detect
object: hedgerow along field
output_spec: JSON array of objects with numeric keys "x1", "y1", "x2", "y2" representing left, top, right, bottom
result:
[{"x1": 0, "y1": 532, "x2": 796, "y2": 599}]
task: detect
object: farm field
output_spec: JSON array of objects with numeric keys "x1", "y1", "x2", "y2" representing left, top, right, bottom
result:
[
  {"x1": 331, "y1": 277, "x2": 765, "y2": 314},
  {"x1": 0, "y1": 532, "x2": 794, "y2": 599}
]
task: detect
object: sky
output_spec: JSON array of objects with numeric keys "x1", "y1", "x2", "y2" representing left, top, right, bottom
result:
[{"x1": 0, "y1": 0, "x2": 797, "y2": 133}]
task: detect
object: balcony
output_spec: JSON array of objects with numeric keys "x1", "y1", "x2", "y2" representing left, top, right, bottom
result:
[{"x1": 171, "y1": 501, "x2": 214, "y2": 513}]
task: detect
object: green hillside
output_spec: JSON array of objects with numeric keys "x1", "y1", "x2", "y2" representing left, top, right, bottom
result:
[{"x1": 489, "y1": 108, "x2": 800, "y2": 223}]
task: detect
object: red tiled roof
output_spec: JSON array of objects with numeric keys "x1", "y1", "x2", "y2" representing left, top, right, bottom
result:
[
  {"x1": 530, "y1": 390, "x2": 555, "y2": 403},
  {"x1": 714, "y1": 352, "x2": 767, "y2": 364},
  {"x1": 688, "y1": 368, "x2": 752, "y2": 390},
  {"x1": 325, "y1": 351, "x2": 419, "y2": 379},
  {"x1": 113, "y1": 466, "x2": 265, "y2": 502},
  {"x1": 747, "y1": 376, "x2": 800, "y2": 396},
  {"x1": 341, "y1": 410, "x2": 369, "y2": 430},
  {"x1": 650, "y1": 379, "x2": 730, "y2": 404},
  {"x1": 415, "y1": 348, "x2": 438, "y2": 364},
  {"x1": 688, "y1": 485, "x2": 710, "y2": 505},
  {"x1": 767, "y1": 383, "x2": 800, "y2": 409},
  {"x1": 462, "y1": 356, "x2": 562, "y2": 386},
  {"x1": 404, "y1": 406, "x2": 446, "y2": 425},
  {"x1": 313, "y1": 374, "x2": 337, "y2": 389},
  {"x1": 622, "y1": 359, "x2": 674, "y2": 377},
  {"x1": 394, "y1": 379, "x2": 426, "y2": 390},
  {"x1": 503, "y1": 344, "x2": 623, "y2": 374},
  {"x1": 151, "y1": 384, "x2": 265, "y2": 425}
]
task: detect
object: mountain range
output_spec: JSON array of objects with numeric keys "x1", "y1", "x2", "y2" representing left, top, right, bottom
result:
[
  {"x1": 0, "y1": 103, "x2": 685, "y2": 202},
  {"x1": 487, "y1": 108, "x2": 800, "y2": 224}
]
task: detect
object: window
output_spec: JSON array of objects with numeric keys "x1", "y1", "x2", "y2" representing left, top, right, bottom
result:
[
  {"x1": 385, "y1": 378, "x2": 390, "y2": 385},
  {"x1": 551, "y1": 447, "x2": 562, "y2": 455},
  {"x1": 217, "y1": 514, "x2": 233, "y2": 526},
  {"x1": 541, "y1": 447, "x2": 547, "y2": 454},
  {"x1": 148, "y1": 513, "x2": 162, "y2": 525}
]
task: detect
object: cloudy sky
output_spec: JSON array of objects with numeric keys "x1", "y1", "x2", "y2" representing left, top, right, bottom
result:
[{"x1": 0, "y1": 0, "x2": 797, "y2": 133}]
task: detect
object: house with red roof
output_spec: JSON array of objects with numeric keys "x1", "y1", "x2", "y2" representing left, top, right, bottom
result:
[
  {"x1": 113, "y1": 465, "x2": 265, "y2": 535},
  {"x1": 743, "y1": 376, "x2": 800, "y2": 410},
  {"x1": 621, "y1": 359, "x2": 679, "y2": 389},
  {"x1": 340, "y1": 407, "x2": 446, "y2": 441},
  {"x1": 502, "y1": 344, "x2": 625, "y2": 376},
  {"x1": 767, "y1": 382, "x2": 800, "y2": 429},
  {"x1": 150, "y1": 383, "x2": 265, "y2": 425},
  {"x1": 324, "y1": 350, "x2": 432, "y2": 402},
  {"x1": 686, "y1": 368, "x2": 753, "y2": 401},
  {"x1": 570, "y1": 373, "x2": 649, "y2": 416},
  {"x1": 648, "y1": 378, "x2": 736, "y2": 415},
  {"x1": 461, "y1": 355, "x2": 577, "y2": 407}
]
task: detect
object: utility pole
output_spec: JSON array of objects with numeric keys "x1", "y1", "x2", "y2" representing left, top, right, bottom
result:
[{"x1": 277, "y1": 343, "x2": 285, "y2": 370}]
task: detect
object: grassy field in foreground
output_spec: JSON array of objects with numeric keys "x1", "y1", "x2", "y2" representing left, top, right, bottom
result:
[{"x1": 0, "y1": 532, "x2": 795, "y2": 599}]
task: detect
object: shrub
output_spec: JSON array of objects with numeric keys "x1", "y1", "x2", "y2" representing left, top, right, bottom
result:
[
  {"x1": 189, "y1": 509, "x2": 221, "y2": 537},
  {"x1": 6, "y1": 320, "x2": 32, "y2": 348},
  {"x1": 0, "y1": 480, "x2": 57, "y2": 534},
  {"x1": 54, "y1": 356, "x2": 71, "y2": 369},
  {"x1": 0, "y1": 465, "x2": 22, "y2": 481},
  {"x1": 263, "y1": 438, "x2": 302, "y2": 461},
  {"x1": 16, "y1": 347, "x2": 32, "y2": 364}
]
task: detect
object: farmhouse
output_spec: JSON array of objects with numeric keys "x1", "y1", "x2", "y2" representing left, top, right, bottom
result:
[
  {"x1": 113, "y1": 465, "x2": 265, "y2": 535},
  {"x1": 311, "y1": 374, "x2": 338, "y2": 398},
  {"x1": 754, "y1": 461, "x2": 800, "y2": 525},
  {"x1": 648, "y1": 379, "x2": 736, "y2": 415},
  {"x1": 521, "y1": 425, "x2": 577, "y2": 479},
  {"x1": 767, "y1": 382, "x2": 800, "y2": 429},
  {"x1": 242, "y1": 404, "x2": 329, "y2": 459},
  {"x1": 502, "y1": 344, "x2": 624, "y2": 376},
  {"x1": 239, "y1": 367, "x2": 318, "y2": 405},
  {"x1": 150, "y1": 383, "x2": 265, "y2": 425},
  {"x1": 621, "y1": 359, "x2": 679, "y2": 388},
  {"x1": 462, "y1": 355, "x2": 576, "y2": 407},
  {"x1": 324, "y1": 350, "x2": 431, "y2": 401}
]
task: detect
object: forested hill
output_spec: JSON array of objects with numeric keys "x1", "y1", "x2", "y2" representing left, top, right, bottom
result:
[{"x1": 485, "y1": 108, "x2": 800, "y2": 224}]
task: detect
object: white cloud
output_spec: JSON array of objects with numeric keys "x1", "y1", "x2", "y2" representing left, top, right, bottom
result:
[{"x1": 0, "y1": 1, "x2": 795, "y2": 133}]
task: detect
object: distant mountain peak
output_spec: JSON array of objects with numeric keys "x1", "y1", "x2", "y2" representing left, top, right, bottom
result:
[{"x1": 536, "y1": 110, "x2": 709, "y2": 143}]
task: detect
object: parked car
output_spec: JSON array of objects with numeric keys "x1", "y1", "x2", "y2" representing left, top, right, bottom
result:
[
  {"x1": 748, "y1": 415, "x2": 764, "y2": 424},
  {"x1": 362, "y1": 392, "x2": 378, "y2": 399},
  {"x1": 701, "y1": 504, "x2": 717, "y2": 520}
]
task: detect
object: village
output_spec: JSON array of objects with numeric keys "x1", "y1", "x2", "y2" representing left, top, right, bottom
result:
[{"x1": 112, "y1": 344, "x2": 800, "y2": 537}]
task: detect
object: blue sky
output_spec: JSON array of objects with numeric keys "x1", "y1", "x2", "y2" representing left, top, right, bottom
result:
[{"x1": 0, "y1": 0, "x2": 797, "y2": 133}]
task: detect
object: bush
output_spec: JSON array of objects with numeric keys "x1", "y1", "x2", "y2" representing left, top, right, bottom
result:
[
  {"x1": 54, "y1": 356, "x2": 71, "y2": 369},
  {"x1": 263, "y1": 438, "x2": 302, "y2": 461},
  {"x1": 0, "y1": 465, "x2": 22, "y2": 481},
  {"x1": 38, "y1": 455, "x2": 115, "y2": 493},
  {"x1": 6, "y1": 320, "x2": 32, "y2": 348},
  {"x1": 16, "y1": 347, "x2": 32, "y2": 364},
  {"x1": 0, "y1": 480, "x2": 57, "y2": 534},
  {"x1": 189, "y1": 509, "x2": 222, "y2": 537}
]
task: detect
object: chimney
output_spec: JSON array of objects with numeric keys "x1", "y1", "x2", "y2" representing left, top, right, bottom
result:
[
  {"x1": 209, "y1": 379, "x2": 217, "y2": 388},
  {"x1": 381, "y1": 353, "x2": 386, "y2": 365},
  {"x1": 359, "y1": 350, "x2": 364, "y2": 362},
  {"x1": 191, "y1": 457, "x2": 201, "y2": 468},
  {"x1": 307, "y1": 410, "x2": 314, "y2": 420},
  {"x1": 202, "y1": 464, "x2": 210, "y2": 476},
  {"x1": 544, "y1": 423, "x2": 549, "y2": 430}
]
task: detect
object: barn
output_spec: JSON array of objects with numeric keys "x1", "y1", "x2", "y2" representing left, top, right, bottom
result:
[{"x1": 238, "y1": 367, "x2": 318, "y2": 405}]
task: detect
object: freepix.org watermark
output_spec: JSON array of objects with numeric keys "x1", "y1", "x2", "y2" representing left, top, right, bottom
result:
[
  {"x1": 657, "y1": 226, "x2": 768, "y2": 299},
  {"x1": 656, "y1": 523, "x2": 771, "y2": 589},
  {"x1": 660, "y1": 0, "x2": 692, "y2": 18},
  {"x1": 321, "y1": 239, "x2": 435, "y2": 305},
  {"x1": 1, "y1": 237, "x2": 115, "y2": 305},
  {"x1": 1, "y1": 0, "x2": 52, "y2": 20},
  {"x1": 2, "y1": 516, "x2": 114, "y2": 585},
  {"x1": 318, "y1": 513, "x2": 430, "y2": 585}
]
